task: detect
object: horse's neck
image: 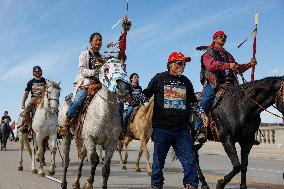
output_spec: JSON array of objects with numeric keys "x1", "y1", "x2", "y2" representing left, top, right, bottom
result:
[
  {"x1": 145, "y1": 100, "x2": 154, "y2": 121},
  {"x1": 43, "y1": 93, "x2": 49, "y2": 110},
  {"x1": 97, "y1": 85, "x2": 117, "y2": 102}
]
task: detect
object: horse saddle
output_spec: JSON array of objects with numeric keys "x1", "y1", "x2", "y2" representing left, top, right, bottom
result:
[
  {"x1": 197, "y1": 81, "x2": 232, "y2": 142},
  {"x1": 129, "y1": 106, "x2": 141, "y2": 123}
]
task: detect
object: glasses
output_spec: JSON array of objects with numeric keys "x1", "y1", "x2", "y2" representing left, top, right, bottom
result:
[
  {"x1": 216, "y1": 35, "x2": 227, "y2": 40},
  {"x1": 174, "y1": 61, "x2": 186, "y2": 67}
]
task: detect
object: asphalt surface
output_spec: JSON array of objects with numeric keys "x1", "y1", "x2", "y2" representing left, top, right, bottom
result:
[{"x1": 0, "y1": 140, "x2": 283, "y2": 189}]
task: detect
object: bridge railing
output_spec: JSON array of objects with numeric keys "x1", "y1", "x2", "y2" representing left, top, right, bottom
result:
[{"x1": 256, "y1": 126, "x2": 284, "y2": 146}]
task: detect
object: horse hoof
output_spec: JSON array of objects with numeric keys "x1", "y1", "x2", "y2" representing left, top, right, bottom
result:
[
  {"x1": 31, "y1": 169, "x2": 38, "y2": 174},
  {"x1": 240, "y1": 185, "x2": 247, "y2": 189},
  {"x1": 102, "y1": 185, "x2": 107, "y2": 189},
  {"x1": 147, "y1": 172, "x2": 152, "y2": 176},
  {"x1": 48, "y1": 170, "x2": 55, "y2": 176},
  {"x1": 38, "y1": 172, "x2": 45, "y2": 177},
  {"x1": 17, "y1": 166, "x2": 23, "y2": 171},
  {"x1": 216, "y1": 180, "x2": 224, "y2": 189},
  {"x1": 83, "y1": 182, "x2": 93, "y2": 189},
  {"x1": 72, "y1": 182, "x2": 80, "y2": 189},
  {"x1": 122, "y1": 166, "x2": 127, "y2": 170},
  {"x1": 123, "y1": 160, "x2": 127, "y2": 164},
  {"x1": 136, "y1": 168, "x2": 141, "y2": 172},
  {"x1": 201, "y1": 185, "x2": 210, "y2": 189}
]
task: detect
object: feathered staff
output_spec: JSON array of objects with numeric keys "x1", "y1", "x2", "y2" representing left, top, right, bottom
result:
[{"x1": 238, "y1": 12, "x2": 259, "y2": 81}]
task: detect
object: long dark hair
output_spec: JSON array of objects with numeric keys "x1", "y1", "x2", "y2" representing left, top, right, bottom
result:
[{"x1": 130, "y1": 73, "x2": 139, "y2": 85}]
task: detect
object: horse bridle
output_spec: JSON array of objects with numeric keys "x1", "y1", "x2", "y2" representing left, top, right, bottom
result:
[
  {"x1": 45, "y1": 84, "x2": 60, "y2": 112},
  {"x1": 235, "y1": 72, "x2": 284, "y2": 120}
]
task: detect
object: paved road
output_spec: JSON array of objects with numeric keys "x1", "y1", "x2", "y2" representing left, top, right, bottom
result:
[{"x1": 0, "y1": 140, "x2": 283, "y2": 189}]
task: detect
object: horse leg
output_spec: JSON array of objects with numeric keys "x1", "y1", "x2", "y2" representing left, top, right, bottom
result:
[
  {"x1": 72, "y1": 145, "x2": 87, "y2": 189},
  {"x1": 48, "y1": 134, "x2": 57, "y2": 176},
  {"x1": 117, "y1": 141, "x2": 126, "y2": 170},
  {"x1": 36, "y1": 135, "x2": 45, "y2": 177},
  {"x1": 17, "y1": 133, "x2": 25, "y2": 171},
  {"x1": 216, "y1": 135, "x2": 241, "y2": 189},
  {"x1": 31, "y1": 134, "x2": 38, "y2": 174},
  {"x1": 83, "y1": 143, "x2": 100, "y2": 189},
  {"x1": 135, "y1": 148, "x2": 143, "y2": 172},
  {"x1": 123, "y1": 137, "x2": 132, "y2": 164},
  {"x1": 193, "y1": 144, "x2": 210, "y2": 189},
  {"x1": 23, "y1": 134, "x2": 32, "y2": 158},
  {"x1": 61, "y1": 132, "x2": 72, "y2": 189},
  {"x1": 102, "y1": 144, "x2": 116, "y2": 189},
  {"x1": 240, "y1": 143, "x2": 253, "y2": 189},
  {"x1": 98, "y1": 145, "x2": 104, "y2": 164},
  {"x1": 141, "y1": 137, "x2": 152, "y2": 175}
]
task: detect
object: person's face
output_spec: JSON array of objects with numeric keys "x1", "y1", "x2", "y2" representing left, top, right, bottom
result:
[
  {"x1": 131, "y1": 75, "x2": 139, "y2": 84},
  {"x1": 214, "y1": 34, "x2": 227, "y2": 46},
  {"x1": 169, "y1": 61, "x2": 186, "y2": 76},
  {"x1": 33, "y1": 70, "x2": 42, "y2": 77},
  {"x1": 90, "y1": 35, "x2": 102, "y2": 52},
  {"x1": 4, "y1": 112, "x2": 7, "y2": 116}
]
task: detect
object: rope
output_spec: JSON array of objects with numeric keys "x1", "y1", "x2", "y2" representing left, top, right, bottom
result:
[{"x1": 233, "y1": 71, "x2": 284, "y2": 120}]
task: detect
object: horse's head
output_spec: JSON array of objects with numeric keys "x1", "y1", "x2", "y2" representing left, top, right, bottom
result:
[
  {"x1": 276, "y1": 81, "x2": 284, "y2": 118},
  {"x1": 44, "y1": 80, "x2": 61, "y2": 114},
  {"x1": 99, "y1": 58, "x2": 130, "y2": 98}
]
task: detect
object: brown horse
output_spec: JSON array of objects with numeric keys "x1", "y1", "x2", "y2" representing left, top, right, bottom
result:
[{"x1": 118, "y1": 97, "x2": 154, "y2": 175}]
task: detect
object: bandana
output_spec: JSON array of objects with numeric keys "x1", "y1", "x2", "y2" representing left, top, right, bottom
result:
[
  {"x1": 210, "y1": 31, "x2": 225, "y2": 48},
  {"x1": 99, "y1": 58, "x2": 130, "y2": 93}
]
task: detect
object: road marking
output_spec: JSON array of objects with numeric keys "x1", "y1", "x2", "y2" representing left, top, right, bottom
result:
[{"x1": 249, "y1": 167, "x2": 282, "y2": 173}]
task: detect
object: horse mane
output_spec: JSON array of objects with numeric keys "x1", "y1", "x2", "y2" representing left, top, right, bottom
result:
[
  {"x1": 46, "y1": 80, "x2": 61, "y2": 90},
  {"x1": 224, "y1": 76, "x2": 284, "y2": 103},
  {"x1": 136, "y1": 97, "x2": 154, "y2": 121}
]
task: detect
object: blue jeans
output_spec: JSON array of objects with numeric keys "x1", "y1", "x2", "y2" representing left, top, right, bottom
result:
[
  {"x1": 123, "y1": 105, "x2": 134, "y2": 126},
  {"x1": 151, "y1": 125, "x2": 198, "y2": 187},
  {"x1": 195, "y1": 83, "x2": 215, "y2": 130},
  {"x1": 66, "y1": 88, "x2": 88, "y2": 118}
]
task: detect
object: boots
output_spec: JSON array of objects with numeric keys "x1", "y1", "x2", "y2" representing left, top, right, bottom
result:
[
  {"x1": 58, "y1": 117, "x2": 74, "y2": 136},
  {"x1": 195, "y1": 126, "x2": 207, "y2": 143}
]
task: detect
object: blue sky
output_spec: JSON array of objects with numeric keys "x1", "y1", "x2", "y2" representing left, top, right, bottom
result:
[{"x1": 0, "y1": 0, "x2": 283, "y2": 123}]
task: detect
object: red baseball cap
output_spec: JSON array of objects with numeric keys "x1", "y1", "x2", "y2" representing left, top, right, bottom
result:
[
  {"x1": 213, "y1": 31, "x2": 225, "y2": 39},
  {"x1": 168, "y1": 52, "x2": 191, "y2": 63}
]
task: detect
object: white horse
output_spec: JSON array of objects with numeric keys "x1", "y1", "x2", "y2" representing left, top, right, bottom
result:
[
  {"x1": 28, "y1": 80, "x2": 60, "y2": 176},
  {"x1": 59, "y1": 58, "x2": 130, "y2": 189}
]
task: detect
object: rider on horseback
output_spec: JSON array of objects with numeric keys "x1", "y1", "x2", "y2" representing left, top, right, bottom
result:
[
  {"x1": 122, "y1": 73, "x2": 145, "y2": 128},
  {"x1": 195, "y1": 31, "x2": 257, "y2": 142},
  {"x1": 20, "y1": 66, "x2": 46, "y2": 132},
  {"x1": 59, "y1": 32, "x2": 105, "y2": 135}
]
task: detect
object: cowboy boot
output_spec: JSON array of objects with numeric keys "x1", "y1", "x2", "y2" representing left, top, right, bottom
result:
[
  {"x1": 185, "y1": 184, "x2": 197, "y2": 189},
  {"x1": 58, "y1": 117, "x2": 74, "y2": 136},
  {"x1": 196, "y1": 126, "x2": 207, "y2": 143}
]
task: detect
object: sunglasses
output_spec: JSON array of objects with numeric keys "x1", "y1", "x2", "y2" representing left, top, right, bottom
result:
[
  {"x1": 216, "y1": 35, "x2": 227, "y2": 40},
  {"x1": 173, "y1": 61, "x2": 186, "y2": 67}
]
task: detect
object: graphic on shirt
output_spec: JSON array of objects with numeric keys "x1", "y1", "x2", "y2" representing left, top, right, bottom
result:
[
  {"x1": 164, "y1": 85, "x2": 186, "y2": 110},
  {"x1": 32, "y1": 83, "x2": 45, "y2": 97}
]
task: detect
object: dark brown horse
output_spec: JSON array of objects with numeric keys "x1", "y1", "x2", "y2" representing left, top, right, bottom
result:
[{"x1": 193, "y1": 76, "x2": 284, "y2": 189}]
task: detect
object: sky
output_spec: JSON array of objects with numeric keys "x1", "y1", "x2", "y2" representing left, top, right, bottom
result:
[{"x1": 0, "y1": 0, "x2": 283, "y2": 123}]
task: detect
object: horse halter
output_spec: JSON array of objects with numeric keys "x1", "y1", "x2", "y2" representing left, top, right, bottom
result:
[{"x1": 44, "y1": 83, "x2": 60, "y2": 113}]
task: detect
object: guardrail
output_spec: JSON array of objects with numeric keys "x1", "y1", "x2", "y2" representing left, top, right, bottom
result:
[{"x1": 256, "y1": 126, "x2": 284, "y2": 145}]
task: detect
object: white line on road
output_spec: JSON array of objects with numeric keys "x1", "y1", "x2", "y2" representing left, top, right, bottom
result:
[{"x1": 249, "y1": 167, "x2": 282, "y2": 173}]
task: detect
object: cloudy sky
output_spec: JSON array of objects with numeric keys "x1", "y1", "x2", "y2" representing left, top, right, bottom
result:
[{"x1": 0, "y1": 0, "x2": 283, "y2": 123}]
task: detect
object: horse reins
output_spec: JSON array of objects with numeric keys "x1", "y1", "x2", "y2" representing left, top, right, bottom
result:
[{"x1": 234, "y1": 71, "x2": 284, "y2": 120}]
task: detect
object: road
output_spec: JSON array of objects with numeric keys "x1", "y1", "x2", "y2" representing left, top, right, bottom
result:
[{"x1": 0, "y1": 140, "x2": 283, "y2": 189}]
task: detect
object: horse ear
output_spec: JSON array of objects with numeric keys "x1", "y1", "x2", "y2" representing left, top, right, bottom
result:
[{"x1": 57, "y1": 81, "x2": 61, "y2": 86}]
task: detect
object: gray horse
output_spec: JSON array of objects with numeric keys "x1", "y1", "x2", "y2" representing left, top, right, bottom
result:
[
  {"x1": 59, "y1": 58, "x2": 130, "y2": 189},
  {"x1": 0, "y1": 121, "x2": 12, "y2": 150}
]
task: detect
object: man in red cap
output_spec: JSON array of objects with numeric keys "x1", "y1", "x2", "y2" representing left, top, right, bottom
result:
[
  {"x1": 195, "y1": 31, "x2": 257, "y2": 141},
  {"x1": 143, "y1": 52, "x2": 208, "y2": 189}
]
